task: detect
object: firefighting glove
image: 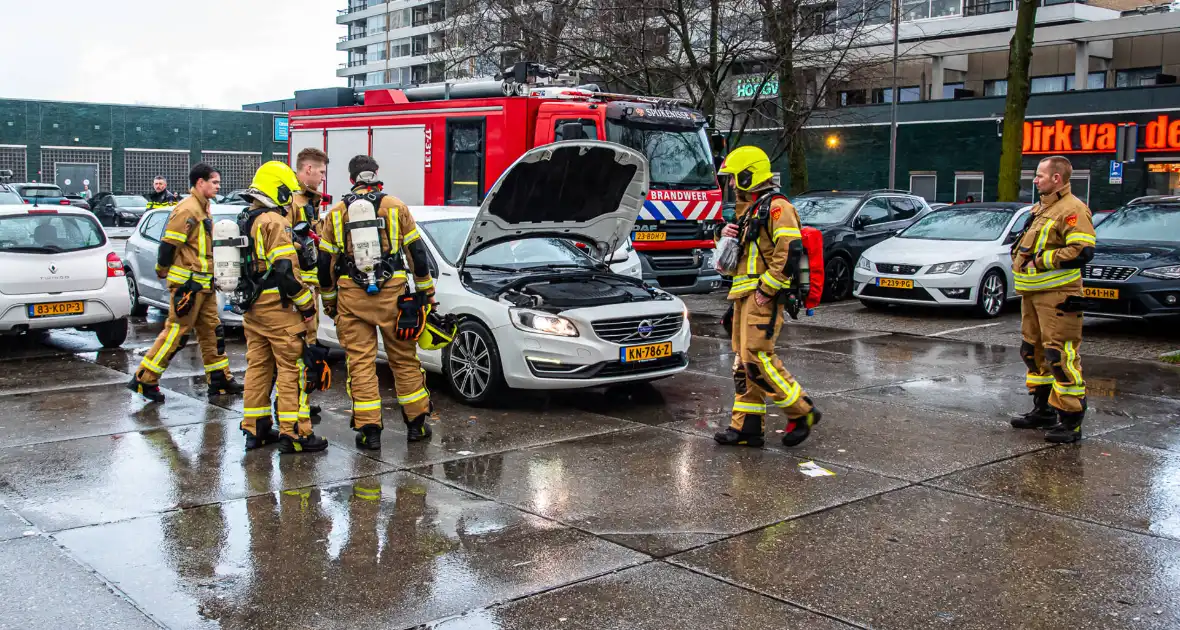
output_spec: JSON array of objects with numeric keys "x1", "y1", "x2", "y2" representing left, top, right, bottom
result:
[
  {"x1": 172, "y1": 279, "x2": 201, "y2": 318},
  {"x1": 323, "y1": 301, "x2": 338, "y2": 320},
  {"x1": 395, "y1": 292, "x2": 428, "y2": 341},
  {"x1": 1055, "y1": 295, "x2": 1087, "y2": 313},
  {"x1": 303, "y1": 343, "x2": 332, "y2": 392}
]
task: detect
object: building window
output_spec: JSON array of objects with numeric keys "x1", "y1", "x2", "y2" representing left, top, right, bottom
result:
[
  {"x1": 938, "y1": 82, "x2": 965, "y2": 99},
  {"x1": 910, "y1": 173, "x2": 937, "y2": 201},
  {"x1": 965, "y1": 0, "x2": 1012, "y2": 16},
  {"x1": 366, "y1": 70, "x2": 385, "y2": 85},
  {"x1": 837, "y1": 0, "x2": 889, "y2": 25},
  {"x1": 873, "y1": 86, "x2": 921, "y2": 103},
  {"x1": 984, "y1": 79, "x2": 1007, "y2": 97},
  {"x1": 954, "y1": 173, "x2": 984, "y2": 202},
  {"x1": 902, "y1": 0, "x2": 962, "y2": 20},
  {"x1": 839, "y1": 89, "x2": 867, "y2": 106},
  {"x1": 1066, "y1": 72, "x2": 1106, "y2": 91},
  {"x1": 1030, "y1": 75, "x2": 1067, "y2": 94},
  {"x1": 1021, "y1": 169, "x2": 1089, "y2": 204},
  {"x1": 1116, "y1": 67, "x2": 1162, "y2": 87}
]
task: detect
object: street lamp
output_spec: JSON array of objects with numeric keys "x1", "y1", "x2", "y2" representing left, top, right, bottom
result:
[
  {"x1": 826, "y1": 135, "x2": 840, "y2": 149},
  {"x1": 888, "y1": 0, "x2": 901, "y2": 190}
]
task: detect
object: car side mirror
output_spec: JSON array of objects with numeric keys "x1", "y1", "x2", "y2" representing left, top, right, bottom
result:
[
  {"x1": 1003, "y1": 232, "x2": 1020, "y2": 245},
  {"x1": 559, "y1": 122, "x2": 586, "y2": 141},
  {"x1": 854, "y1": 215, "x2": 869, "y2": 230}
]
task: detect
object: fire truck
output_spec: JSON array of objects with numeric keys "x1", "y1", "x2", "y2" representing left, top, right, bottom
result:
[{"x1": 287, "y1": 64, "x2": 724, "y2": 294}]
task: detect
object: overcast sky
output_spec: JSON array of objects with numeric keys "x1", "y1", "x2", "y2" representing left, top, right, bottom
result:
[{"x1": 0, "y1": 0, "x2": 344, "y2": 110}]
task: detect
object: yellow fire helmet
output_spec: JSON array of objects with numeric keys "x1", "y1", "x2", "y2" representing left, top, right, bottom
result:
[
  {"x1": 243, "y1": 161, "x2": 301, "y2": 208},
  {"x1": 419, "y1": 308, "x2": 457, "y2": 351},
  {"x1": 719, "y1": 145, "x2": 774, "y2": 192}
]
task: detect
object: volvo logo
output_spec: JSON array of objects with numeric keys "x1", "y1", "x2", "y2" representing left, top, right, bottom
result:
[{"x1": 637, "y1": 319, "x2": 654, "y2": 338}]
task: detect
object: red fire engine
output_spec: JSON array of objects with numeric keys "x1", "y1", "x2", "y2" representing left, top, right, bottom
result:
[{"x1": 288, "y1": 65, "x2": 724, "y2": 293}]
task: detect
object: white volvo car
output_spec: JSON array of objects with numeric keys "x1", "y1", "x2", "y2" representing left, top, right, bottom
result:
[
  {"x1": 853, "y1": 202, "x2": 1032, "y2": 318},
  {"x1": 317, "y1": 141, "x2": 692, "y2": 404},
  {"x1": 0, "y1": 204, "x2": 131, "y2": 347}
]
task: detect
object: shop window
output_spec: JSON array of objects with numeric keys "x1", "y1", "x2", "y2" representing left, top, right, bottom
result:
[
  {"x1": 1020, "y1": 169, "x2": 1089, "y2": 205},
  {"x1": 445, "y1": 118, "x2": 485, "y2": 206},
  {"x1": 1146, "y1": 162, "x2": 1180, "y2": 196},
  {"x1": 1116, "y1": 67, "x2": 1162, "y2": 87},
  {"x1": 954, "y1": 173, "x2": 984, "y2": 202},
  {"x1": 909, "y1": 173, "x2": 937, "y2": 201}
]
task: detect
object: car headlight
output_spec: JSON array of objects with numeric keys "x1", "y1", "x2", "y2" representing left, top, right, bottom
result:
[
  {"x1": 926, "y1": 260, "x2": 974, "y2": 275},
  {"x1": 119, "y1": 212, "x2": 137, "y2": 219},
  {"x1": 510, "y1": 308, "x2": 579, "y2": 337},
  {"x1": 856, "y1": 256, "x2": 871, "y2": 271},
  {"x1": 1141, "y1": 265, "x2": 1180, "y2": 280}
]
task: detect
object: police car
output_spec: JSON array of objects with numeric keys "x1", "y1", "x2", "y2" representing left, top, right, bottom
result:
[{"x1": 315, "y1": 142, "x2": 692, "y2": 405}]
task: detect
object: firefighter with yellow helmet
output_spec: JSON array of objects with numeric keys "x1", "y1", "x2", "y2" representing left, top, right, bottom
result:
[
  {"x1": 319, "y1": 155, "x2": 439, "y2": 450},
  {"x1": 236, "y1": 161, "x2": 328, "y2": 454},
  {"x1": 714, "y1": 146, "x2": 822, "y2": 448}
]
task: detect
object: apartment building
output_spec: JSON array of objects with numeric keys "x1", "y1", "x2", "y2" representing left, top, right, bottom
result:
[{"x1": 336, "y1": 0, "x2": 454, "y2": 89}]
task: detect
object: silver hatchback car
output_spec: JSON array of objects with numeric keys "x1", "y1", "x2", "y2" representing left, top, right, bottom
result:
[{"x1": 123, "y1": 204, "x2": 247, "y2": 325}]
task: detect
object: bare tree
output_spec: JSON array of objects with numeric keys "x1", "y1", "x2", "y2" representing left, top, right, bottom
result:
[{"x1": 997, "y1": 0, "x2": 1037, "y2": 201}]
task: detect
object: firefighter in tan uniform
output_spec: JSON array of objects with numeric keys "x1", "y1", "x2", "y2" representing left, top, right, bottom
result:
[
  {"x1": 319, "y1": 155, "x2": 437, "y2": 450},
  {"x1": 237, "y1": 161, "x2": 328, "y2": 454},
  {"x1": 290, "y1": 148, "x2": 332, "y2": 423},
  {"x1": 128, "y1": 163, "x2": 242, "y2": 403},
  {"x1": 1010, "y1": 156, "x2": 1096, "y2": 443},
  {"x1": 713, "y1": 146, "x2": 822, "y2": 448}
]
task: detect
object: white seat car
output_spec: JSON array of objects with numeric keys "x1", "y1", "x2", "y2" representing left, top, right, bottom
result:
[
  {"x1": 0, "y1": 204, "x2": 131, "y2": 347},
  {"x1": 317, "y1": 141, "x2": 691, "y2": 404},
  {"x1": 853, "y1": 202, "x2": 1032, "y2": 318},
  {"x1": 123, "y1": 203, "x2": 246, "y2": 325}
]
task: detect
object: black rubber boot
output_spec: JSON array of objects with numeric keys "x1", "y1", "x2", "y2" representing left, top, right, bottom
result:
[
  {"x1": 355, "y1": 424, "x2": 382, "y2": 450},
  {"x1": 405, "y1": 413, "x2": 433, "y2": 442},
  {"x1": 208, "y1": 371, "x2": 244, "y2": 396},
  {"x1": 714, "y1": 415, "x2": 765, "y2": 447},
  {"x1": 1046, "y1": 402, "x2": 1085, "y2": 444},
  {"x1": 243, "y1": 418, "x2": 280, "y2": 451},
  {"x1": 127, "y1": 374, "x2": 165, "y2": 403},
  {"x1": 1011, "y1": 385, "x2": 1057, "y2": 429},
  {"x1": 782, "y1": 401, "x2": 822, "y2": 448},
  {"x1": 278, "y1": 433, "x2": 329, "y2": 454}
]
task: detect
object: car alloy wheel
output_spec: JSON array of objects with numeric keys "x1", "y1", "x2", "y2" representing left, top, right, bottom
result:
[
  {"x1": 126, "y1": 273, "x2": 148, "y2": 316},
  {"x1": 449, "y1": 329, "x2": 493, "y2": 400},
  {"x1": 825, "y1": 257, "x2": 852, "y2": 302},
  {"x1": 974, "y1": 270, "x2": 1007, "y2": 318}
]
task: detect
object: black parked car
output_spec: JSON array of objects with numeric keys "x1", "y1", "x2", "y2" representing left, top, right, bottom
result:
[
  {"x1": 790, "y1": 189, "x2": 934, "y2": 300},
  {"x1": 88, "y1": 192, "x2": 150, "y2": 227},
  {"x1": 1082, "y1": 196, "x2": 1180, "y2": 320}
]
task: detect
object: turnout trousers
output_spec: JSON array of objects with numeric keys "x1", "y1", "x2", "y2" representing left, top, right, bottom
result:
[
  {"x1": 335, "y1": 280, "x2": 431, "y2": 429},
  {"x1": 136, "y1": 288, "x2": 231, "y2": 385},
  {"x1": 729, "y1": 292, "x2": 813, "y2": 433},
  {"x1": 1020, "y1": 290, "x2": 1086, "y2": 413},
  {"x1": 241, "y1": 296, "x2": 312, "y2": 439}
]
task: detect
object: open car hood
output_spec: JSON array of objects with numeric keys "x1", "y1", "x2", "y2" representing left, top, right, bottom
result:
[{"x1": 458, "y1": 141, "x2": 649, "y2": 267}]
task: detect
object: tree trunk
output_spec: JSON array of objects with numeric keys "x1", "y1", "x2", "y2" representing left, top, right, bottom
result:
[
  {"x1": 997, "y1": 0, "x2": 1038, "y2": 202},
  {"x1": 788, "y1": 133, "x2": 808, "y2": 195}
]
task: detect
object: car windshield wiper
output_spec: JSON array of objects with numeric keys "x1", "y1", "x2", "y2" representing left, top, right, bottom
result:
[
  {"x1": 1, "y1": 245, "x2": 63, "y2": 253},
  {"x1": 465, "y1": 263, "x2": 521, "y2": 273},
  {"x1": 520, "y1": 263, "x2": 598, "y2": 272}
]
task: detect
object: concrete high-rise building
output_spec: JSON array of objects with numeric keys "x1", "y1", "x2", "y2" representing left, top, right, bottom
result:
[{"x1": 336, "y1": 1, "x2": 452, "y2": 89}]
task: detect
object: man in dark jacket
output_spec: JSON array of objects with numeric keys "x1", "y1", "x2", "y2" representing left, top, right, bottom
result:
[{"x1": 146, "y1": 175, "x2": 179, "y2": 208}]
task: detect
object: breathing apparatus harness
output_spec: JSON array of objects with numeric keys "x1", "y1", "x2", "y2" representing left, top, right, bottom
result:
[
  {"x1": 334, "y1": 186, "x2": 408, "y2": 293},
  {"x1": 222, "y1": 204, "x2": 293, "y2": 315},
  {"x1": 739, "y1": 190, "x2": 808, "y2": 336}
]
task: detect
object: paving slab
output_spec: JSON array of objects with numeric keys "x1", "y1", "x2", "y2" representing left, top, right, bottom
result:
[
  {"x1": 0, "y1": 383, "x2": 238, "y2": 448},
  {"x1": 558, "y1": 371, "x2": 737, "y2": 426},
  {"x1": 931, "y1": 439, "x2": 1180, "y2": 540},
  {"x1": 1100, "y1": 417, "x2": 1180, "y2": 453},
  {"x1": 982, "y1": 354, "x2": 1180, "y2": 400},
  {"x1": 0, "y1": 504, "x2": 31, "y2": 542},
  {"x1": 416, "y1": 427, "x2": 905, "y2": 556},
  {"x1": 80, "y1": 341, "x2": 249, "y2": 379},
  {"x1": 55, "y1": 472, "x2": 646, "y2": 630},
  {"x1": 0, "y1": 536, "x2": 158, "y2": 630},
  {"x1": 689, "y1": 313, "x2": 886, "y2": 347},
  {"x1": 688, "y1": 340, "x2": 946, "y2": 394},
  {"x1": 672, "y1": 486, "x2": 1180, "y2": 630},
  {"x1": 0, "y1": 355, "x2": 128, "y2": 396},
  {"x1": 806, "y1": 333, "x2": 1020, "y2": 369},
  {"x1": 0, "y1": 421, "x2": 393, "y2": 531},
  {"x1": 427, "y1": 562, "x2": 855, "y2": 629},
  {"x1": 847, "y1": 372, "x2": 1174, "y2": 435},
  {"x1": 662, "y1": 395, "x2": 1052, "y2": 482},
  {"x1": 41, "y1": 319, "x2": 163, "y2": 353}
]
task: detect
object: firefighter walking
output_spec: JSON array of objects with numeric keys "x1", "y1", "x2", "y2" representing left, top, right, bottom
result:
[
  {"x1": 319, "y1": 155, "x2": 438, "y2": 450},
  {"x1": 1010, "y1": 156, "x2": 1096, "y2": 443},
  {"x1": 128, "y1": 163, "x2": 241, "y2": 403},
  {"x1": 713, "y1": 146, "x2": 822, "y2": 448},
  {"x1": 237, "y1": 161, "x2": 328, "y2": 454}
]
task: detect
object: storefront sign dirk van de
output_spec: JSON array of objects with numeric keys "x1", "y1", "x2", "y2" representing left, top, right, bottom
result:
[{"x1": 1023, "y1": 115, "x2": 1180, "y2": 154}]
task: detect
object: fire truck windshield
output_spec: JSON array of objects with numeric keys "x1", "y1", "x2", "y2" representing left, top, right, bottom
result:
[{"x1": 605, "y1": 122, "x2": 715, "y2": 190}]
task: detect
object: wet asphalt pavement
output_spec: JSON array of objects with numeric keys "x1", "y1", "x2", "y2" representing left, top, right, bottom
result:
[{"x1": 2, "y1": 302, "x2": 1179, "y2": 629}]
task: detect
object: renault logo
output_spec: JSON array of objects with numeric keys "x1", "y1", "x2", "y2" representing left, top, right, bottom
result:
[
  {"x1": 48, "y1": 264, "x2": 57, "y2": 274},
  {"x1": 637, "y1": 319, "x2": 654, "y2": 338}
]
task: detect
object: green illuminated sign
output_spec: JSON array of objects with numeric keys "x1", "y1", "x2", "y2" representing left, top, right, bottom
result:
[{"x1": 734, "y1": 75, "x2": 779, "y2": 100}]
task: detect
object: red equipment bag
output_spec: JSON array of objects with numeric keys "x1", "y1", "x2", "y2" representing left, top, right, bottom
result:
[{"x1": 801, "y1": 227, "x2": 825, "y2": 309}]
